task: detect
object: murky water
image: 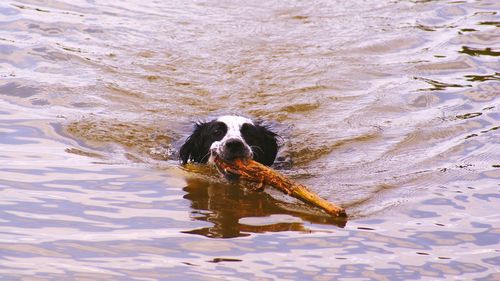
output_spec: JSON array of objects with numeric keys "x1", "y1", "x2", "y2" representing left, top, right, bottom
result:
[{"x1": 1, "y1": 0, "x2": 499, "y2": 280}]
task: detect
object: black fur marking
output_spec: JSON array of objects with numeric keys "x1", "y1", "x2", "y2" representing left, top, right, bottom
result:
[{"x1": 240, "y1": 123, "x2": 278, "y2": 166}]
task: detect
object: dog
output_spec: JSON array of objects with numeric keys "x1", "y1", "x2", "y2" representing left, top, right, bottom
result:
[{"x1": 180, "y1": 115, "x2": 279, "y2": 168}]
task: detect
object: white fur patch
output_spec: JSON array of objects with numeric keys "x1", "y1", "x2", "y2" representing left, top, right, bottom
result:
[
  {"x1": 216, "y1": 115, "x2": 253, "y2": 138},
  {"x1": 209, "y1": 115, "x2": 253, "y2": 163}
]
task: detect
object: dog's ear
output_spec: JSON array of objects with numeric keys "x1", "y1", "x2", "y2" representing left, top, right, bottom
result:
[
  {"x1": 254, "y1": 124, "x2": 279, "y2": 166},
  {"x1": 179, "y1": 136, "x2": 195, "y2": 164},
  {"x1": 179, "y1": 123, "x2": 204, "y2": 164}
]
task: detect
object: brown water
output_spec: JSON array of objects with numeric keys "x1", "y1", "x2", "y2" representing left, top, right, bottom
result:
[{"x1": 1, "y1": 0, "x2": 499, "y2": 280}]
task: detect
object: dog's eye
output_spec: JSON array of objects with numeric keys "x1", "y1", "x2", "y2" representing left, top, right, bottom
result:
[
  {"x1": 211, "y1": 122, "x2": 227, "y2": 138},
  {"x1": 240, "y1": 123, "x2": 255, "y2": 135},
  {"x1": 213, "y1": 128, "x2": 223, "y2": 137}
]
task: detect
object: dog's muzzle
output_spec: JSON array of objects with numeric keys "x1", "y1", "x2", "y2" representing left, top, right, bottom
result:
[{"x1": 219, "y1": 138, "x2": 251, "y2": 161}]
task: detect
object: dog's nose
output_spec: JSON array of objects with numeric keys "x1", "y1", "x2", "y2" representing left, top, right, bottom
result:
[{"x1": 224, "y1": 139, "x2": 244, "y2": 152}]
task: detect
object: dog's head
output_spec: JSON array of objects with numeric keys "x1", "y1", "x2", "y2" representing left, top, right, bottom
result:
[{"x1": 180, "y1": 115, "x2": 278, "y2": 166}]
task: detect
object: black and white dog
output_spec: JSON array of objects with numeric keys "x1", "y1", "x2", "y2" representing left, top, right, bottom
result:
[{"x1": 180, "y1": 115, "x2": 279, "y2": 167}]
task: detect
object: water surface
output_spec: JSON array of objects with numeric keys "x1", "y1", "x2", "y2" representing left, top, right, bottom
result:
[{"x1": 0, "y1": 0, "x2": 499, "y2": 280}]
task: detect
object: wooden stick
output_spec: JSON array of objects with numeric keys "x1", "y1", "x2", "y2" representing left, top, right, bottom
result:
[{"x1": 214, "y1": 157, "x2": 347, "y2": 217}]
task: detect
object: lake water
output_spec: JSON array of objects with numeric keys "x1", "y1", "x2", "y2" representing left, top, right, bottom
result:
[{"x1": 0, "y1": 0, "x2": 499, "y2": 280}]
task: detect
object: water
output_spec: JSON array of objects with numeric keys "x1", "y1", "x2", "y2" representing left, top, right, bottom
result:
[{"x1": 0, "y1": 0, "x2": 499, "y2": 280}]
